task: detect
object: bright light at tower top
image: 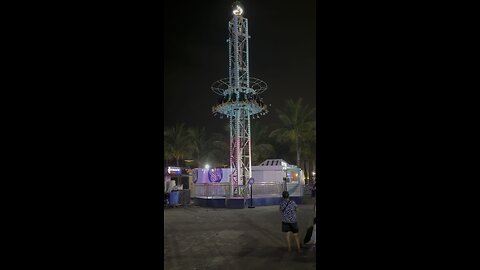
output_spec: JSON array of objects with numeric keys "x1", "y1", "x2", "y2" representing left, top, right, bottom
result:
[{"x1": 233, "y1": 5, "x2": 243, "y2": 16}]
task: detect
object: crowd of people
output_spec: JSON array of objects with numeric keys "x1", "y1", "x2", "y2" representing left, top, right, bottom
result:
[{"x1": 212, "y1": 92, "x2": 268, "y2": 114}]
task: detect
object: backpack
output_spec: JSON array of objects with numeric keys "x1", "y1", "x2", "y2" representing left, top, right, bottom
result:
[
  {"x1": 303, "y1": 225, "x2": 314, "y2": 244},
  {"x1": 281, "y1": 200, "x2": 291, "y2": 212}
]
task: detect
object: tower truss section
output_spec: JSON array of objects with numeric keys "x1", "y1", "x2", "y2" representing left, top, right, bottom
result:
[{"x1": 211, "y1": 2, "x2": 269, "y2": 197}]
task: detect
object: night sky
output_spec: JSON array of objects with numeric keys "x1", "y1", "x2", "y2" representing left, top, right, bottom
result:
[{"x1": 164, "y1": 0, "x2": 316, "y2": 134}]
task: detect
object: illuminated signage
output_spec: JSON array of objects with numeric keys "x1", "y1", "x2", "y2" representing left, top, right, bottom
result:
[{"x1": 167, "y1": 167, "x2": 181, "y2": 174}]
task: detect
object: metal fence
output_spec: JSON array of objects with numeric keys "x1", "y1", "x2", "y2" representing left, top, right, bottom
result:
[
  {"x1": 194, "y1": 182, "x2": 283, "y2": 198},
  {"x1": 194, "y1": 183, "x2": 232, "y2": 198},
  {"x1": 250, "y1": 182, "x2": 284, "y2": 196}
]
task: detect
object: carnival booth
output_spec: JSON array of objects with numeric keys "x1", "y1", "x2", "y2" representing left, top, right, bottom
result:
[
  {"x1": 192, "y1": 159, "x2": 305, "y2": 208},
  {"x1": 164, "y1": 167, "x2": 191, "y2": 208},
  {"x1": 251, "y1": 159, "x2": 305, "y2": 204}
]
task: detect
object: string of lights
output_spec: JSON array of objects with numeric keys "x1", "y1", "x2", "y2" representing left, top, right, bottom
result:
[{"x1": 210, "y1": 2, "x2": 268, "y2": 196}]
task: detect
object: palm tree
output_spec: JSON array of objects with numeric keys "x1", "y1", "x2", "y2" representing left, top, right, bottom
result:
[
  {"x1": 164, "y1": 123, "x2": 193, "y2": 166},
  {"x1": 301, "y1": 128, "x2": 316, "y2": 183},
  {"x1": 250, "y1": 121, "x2": 275, "y2": 165},
  {"x1": 187, "y1": 126, "x2": 210, "y2": 168},
  {"x1": 209, "y1": 132, "x2": 229, "y2": 167},
  {"x1": 270, "y1": 98, "x2": 315, "y2": 167}
]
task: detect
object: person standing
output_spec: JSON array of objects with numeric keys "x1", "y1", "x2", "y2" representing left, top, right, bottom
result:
[
  {"x1": 311, "y1": 181, "x2": 316, "y2": 199},
  {"x1": 280, "y1": 191, "x2": 301, "y2": 253},
  {"x1": 304, "y1": 217, "x2": 316, "y2": 246},
  {"x1": 312, "y1": 181, "x2": 316, "y2": 213}
]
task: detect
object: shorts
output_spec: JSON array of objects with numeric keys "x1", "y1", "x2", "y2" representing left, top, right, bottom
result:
[{"x1": 282, "y1": 222, "x2": 299, "y2": 233}]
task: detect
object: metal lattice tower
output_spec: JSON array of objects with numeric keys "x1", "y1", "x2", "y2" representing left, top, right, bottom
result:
[{"x1": 211, "y1": 2, "x2": 268, "y2": 197}]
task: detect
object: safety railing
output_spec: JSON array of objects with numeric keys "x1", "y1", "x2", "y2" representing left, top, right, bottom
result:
[
  {"x1": 250, "y1": 182, "x2": 284, "y2": 196},
  {"x1": 194, "y1": 182, "x2": 284, "y2": 198},
  {"x1": 194, "y1": 183, "x2": 232, "y2": 198}
]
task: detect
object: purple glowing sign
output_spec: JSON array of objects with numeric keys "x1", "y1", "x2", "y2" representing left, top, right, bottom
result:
[{"x1": 208, "y1": 168, "x2": 223, "y2": 183}]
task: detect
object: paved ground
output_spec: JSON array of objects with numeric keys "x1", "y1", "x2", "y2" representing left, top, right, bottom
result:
[{"x1": 164, "y1": 197, "x2": 316, "y2": 270}]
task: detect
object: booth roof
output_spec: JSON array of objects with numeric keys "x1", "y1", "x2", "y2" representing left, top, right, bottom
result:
[{"x1": 258, "y1": 159, "x2": 295, "y2": 167}]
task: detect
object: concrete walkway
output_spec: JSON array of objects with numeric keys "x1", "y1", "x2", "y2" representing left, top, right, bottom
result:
[{"x1": 164, "y1": 199, "x2": 316, "y2": 270}]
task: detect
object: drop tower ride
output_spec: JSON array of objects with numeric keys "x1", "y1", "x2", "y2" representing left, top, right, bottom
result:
[{"x1": 211, "y1": 2, "x2": 268, "y2": 197}]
